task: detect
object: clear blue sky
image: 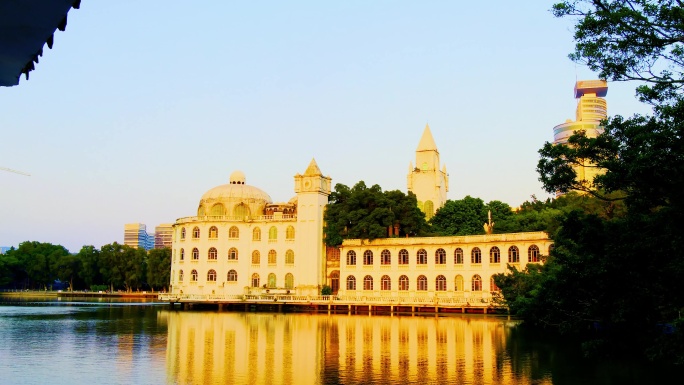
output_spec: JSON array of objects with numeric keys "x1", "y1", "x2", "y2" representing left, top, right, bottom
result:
[{"x1": 0, "y1": 1, "x2": 651, "y2": 253}]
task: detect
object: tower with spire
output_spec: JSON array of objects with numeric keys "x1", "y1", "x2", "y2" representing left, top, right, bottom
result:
[
  {"x1": 294, "y1": 158, "x2": 332, "y2": 289},
  {"x1": 407, "y1": 124, "x2": 449, "y2": 220}
]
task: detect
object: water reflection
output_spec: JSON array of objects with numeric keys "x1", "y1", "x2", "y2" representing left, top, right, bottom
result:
[{"x1": 164, "y1": 311, "x2": 550, "y2": 384}]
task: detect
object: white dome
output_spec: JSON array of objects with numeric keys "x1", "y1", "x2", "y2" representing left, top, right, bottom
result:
[{"x1": 197, "y1": 171, "x2": 272, "y2": 218}]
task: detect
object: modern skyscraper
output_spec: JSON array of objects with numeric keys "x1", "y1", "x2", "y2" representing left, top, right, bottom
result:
[
  {"x1": 552, "y1": 80, "x2": 608, "y2": 190},
  {"x1": 124, "y1": 223, "x2": 153, "y2": 251},
  {"x1": 407, "y1": 124, "x2": 449, "y2": 220},
  {"x1": 154, "y1": 224, "x2": 173, "y2": 249}
]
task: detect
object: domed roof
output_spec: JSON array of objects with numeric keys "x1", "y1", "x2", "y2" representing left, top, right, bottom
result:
[{"x1": 198, "y1": 171, "x2": 272, "y2": 217}]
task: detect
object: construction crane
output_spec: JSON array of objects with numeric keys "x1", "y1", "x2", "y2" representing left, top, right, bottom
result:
[{"x1": 0, "y1": 167, "x2": 30, "y2": 176}]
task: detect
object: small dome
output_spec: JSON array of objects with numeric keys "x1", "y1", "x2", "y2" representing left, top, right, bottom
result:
[
  {"x1": 229, "y1": 170, "x2": 246, "y2": 184},
  {"x1": 197, "y1": 171, "x2": 272, "y2": 218}
]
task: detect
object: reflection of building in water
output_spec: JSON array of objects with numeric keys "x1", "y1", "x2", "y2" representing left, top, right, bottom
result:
[{"x1": 164, "y1": 311, "x2": 552, "y2": 384}]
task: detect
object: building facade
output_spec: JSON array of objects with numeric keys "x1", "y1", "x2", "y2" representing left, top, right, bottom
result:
[
  {"x1": 168, "y1": 125, "x2": 551, "y2": 299},
  {"x1": 123, "y1": 223, "x2": 154, "y2": 251},
  {"x1": 553, "y1": 80, "x2": 608, "y2": 189},
  {"x1": 169, "y1": 160, "x2": 331, "y2": 296},
  {"x1": 154, "y1": 224, "x2": 173, "y2": 249}
]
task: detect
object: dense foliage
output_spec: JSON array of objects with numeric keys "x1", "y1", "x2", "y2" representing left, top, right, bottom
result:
[
  {"x1": 324, "y1": 181, "x2": 428, "y2": 246},
  {"x1": 495, "y1": 0, "x2": 684, "y2": 364},
  {"x1": 0, "y1": 242, "x2": 170, "y2": 292}
]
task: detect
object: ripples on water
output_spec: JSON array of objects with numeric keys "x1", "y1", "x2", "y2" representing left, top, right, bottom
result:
[{"x1": 0, "y1": 299, "x2": 681, "y2": 384}]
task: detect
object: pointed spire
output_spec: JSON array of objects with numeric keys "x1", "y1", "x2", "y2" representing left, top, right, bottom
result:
[
  {"x1": 304, "y1": 158, "x2": 322, "y2": 176},
  {"x1": 416, "y1": 123, "x2": 438, "y2": 152}
]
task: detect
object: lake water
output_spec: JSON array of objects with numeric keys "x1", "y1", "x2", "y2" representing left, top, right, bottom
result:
[{"x1": 0, "y1": 298, "x2": 681, "y2": 384}]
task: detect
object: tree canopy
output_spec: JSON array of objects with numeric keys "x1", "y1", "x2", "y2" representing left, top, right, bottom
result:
[
  {"x1": 496, "y1": 0, "x2": 684, "y2": 364},
  {"x1": 324, "y1": 181, "x2": 428, "y2": 246}
]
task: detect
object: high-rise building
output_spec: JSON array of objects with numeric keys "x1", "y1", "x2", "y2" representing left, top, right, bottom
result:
[
  {"x1": 406, "y1": 124, "x2": 449, "y2": 220},
  {"x1": 552, "y1": 80, "x2": 608, "y2": 190},
  {"x1": 154, "y1": 224, "x2": 173, "y2": 249},
  {"x1": 124, "y1": 223, "x2": 153, "y2": 251}
]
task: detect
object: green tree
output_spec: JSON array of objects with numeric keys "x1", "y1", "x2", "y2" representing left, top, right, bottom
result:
[
  {"x1": 430, "y1": 196, "x2": 486, "y2": 236},
  {"x1": 77, "y1": 245, "x2": 101, "y2": 289},
  {"x1": 147, "y1": 247, "x2": 171, "y2": 291},
  {"x1": 10, "y1": 241, "x2": 69, "y2": 289},
  {"x1": 0, "y1": 248, "x2": 19, "y2": 287},
  {"x1": 52, "y1": 254, "x2": 82, "y2": 291},
  {"x1": 496, "y1": 0, "x2": 684, "y2": 363},
  {"x1": 324, "y1": 181, "x2": 427, "y2": 246},
  {"x1": 553, "y1": 0, "x2": 684, "y2": 105},
  {"x1": 99, "y1": 243, "x2": 146, "y2": 292}
]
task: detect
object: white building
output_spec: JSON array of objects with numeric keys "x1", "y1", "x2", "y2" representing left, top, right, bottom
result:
[
  {"x1": 170, "y1": 160, "x2": 331, "y2": 296},
  {"x1": 169, "y1": 126, "x2": 550, "y2": 300}
]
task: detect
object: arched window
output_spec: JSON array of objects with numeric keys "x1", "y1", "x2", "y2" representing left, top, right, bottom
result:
[
  {"x1": 436, "y1": 275, "x2": 447, "y2": 291},
  {"x1": 417, "y1": 275, "x2": 428, "y2": 291},
  {"x1": 227, "y1": 270, "x2": 237, "y2": 282},
  {"x1": 268, "y1": 273, "x2": 276, "y2": 288},
  {"x1": 286, "y1": 225, "x2": 295, "y2": 240},
  {"x1": 490, "y1": 276, "x2": 500, "y2": 291},
  {"x1": 490, "y1": 246, "x2": 500, "y2": 263},
  {"x1": 417, "y1": 249, "x2": 427, "y2": 265},
  {"x1": 234, "y1": 203, "x2": 250, "y2": 219},
  {"x1": 346, "y1": 251, "x2": 356, "y2": 265},
  {"x1": 180, "y1": 248, "x2": 185, "y2": 260},
  {"x1": 435, "y1": 248, "x2": 446, "y2": 264},
  {"x1": 208, "y1": 247, "x2": 217, "y2": 260},
  {"x1": 330, "y1": 271, "x2": 339, "y2": 293},
  {"x1": 178, "y1": 270, "x2": 184, "y2": 282},
  {"x1": 381, "y1": 249, "x2": 391, "y2": 265},
  {"x1": 228, "y1": 248, "x2": 238, "y2": 261},
  {"x1": 253, "y1": 227, "x2": 261, "y2": 241},
  {"x1": 285, "y1": 250, "x2": 294, "y2": 264},
  {"x1": 472, "y1": 275, "x2": 482, "y2": 291},
  {"x1": 398, "y1": 275, "x2": 409, "y2": 291},
  {"x1": 191, "y1": 269, "x2": 198, "y2": 282},
  {"x1": 207, "y1": 269, "x2": 217, "y2": 282},
  {"x1": 285, "y1": 273, "x2": 294, "y2": 289},
  {"x1": 180, "y1": 227, "x2": 186, "y2": 240},
  {"x1": 268, "y1": 226, "x2": 277, "y2": 241},
  {"x1": 210, "y1": 203, "x2": 226, "y2": 216},
  {"x1": 398, "y1": 249, "x2": 409, "y2": 265},
  {"x1": 381, "y1": 275, "x2": 391, "y2": 290},
  {"x1": 346, "y1": 275, "x2": 356, "y2": 290},
  {"x1": 192, "y1": 248, "x2": 199, "y2": 260},
  {"x1": 229, "y1": 226, "x2": 239, "y2": 239},
  {"x1": 471, "y1": 247, "x2": 481, "y2": 264},
  {"x1": 363, "y1": 275, "x2": 374, "y2": 291},
  {"x1": 529, "y1": 245, "x2": 540, "y2": 263},
  {"x1": 454, "y1": 248, "x2": 463, "y2": 264},
  {"x1": 192, "y1": 227, "x2": 200, "y2": 239},
  {"x1": 251, "y1": 273, "x2": 260, "y2": 288},
  {"x1": 455, "y1": 275, "x2": 464, "y2": 291},
  {"x1": 251, "y1": 250, "x2": 260, "y2": 264},
  {"x1": 208, "y1": 226, "x2": 218, "y2": 239},
  {"x1": 268, "y1": 250, "x2": 277, "y2": 264},
  {"x1": 508, "y1": 246, "x2": 520, "y2": 263},
  {"x1": 363, "y1": 250, "x2": 373, "y2": 265}
]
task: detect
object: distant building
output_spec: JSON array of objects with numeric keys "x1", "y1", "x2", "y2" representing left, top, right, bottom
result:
[
  {"x1": 124, "y1": 223, "x2": 154, "y2": 251},
  {"x1": 154, "y1": 224, "x2": 173, "y2": 249},
  {"x1": 0, "y1": 246, "x2": 11, "y2": 254},
  {"x1": 407, "y1": 124, "x2": 449, "y2": 220},
  {"x1": 553, "y1": 80, "x2": 608, "y2": 191}
]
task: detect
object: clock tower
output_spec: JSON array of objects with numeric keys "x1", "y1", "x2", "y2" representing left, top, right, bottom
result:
[{"x1": 294, "y1": 159, "x2": 332, "y2": 291}]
